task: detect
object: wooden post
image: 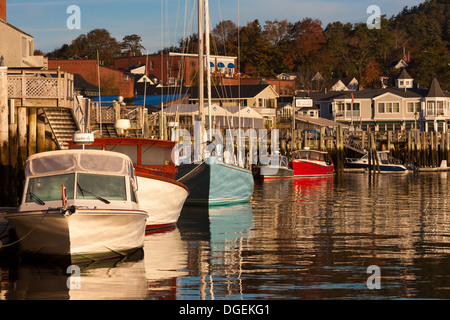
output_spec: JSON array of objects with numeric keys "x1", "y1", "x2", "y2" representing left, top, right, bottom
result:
[
  {"x1": 370, "y1": 131, "x2": 380, "y2": 173},
  {"x1": 0, "y1": 66, "x2": 8, "y2": 167},
  {"x1": 430, "y1": 131, "x2": 435, "y2": 167},
  {"x1": 37, "y1": 110, "x2": 46, "y2": 152},
  {"x1": 18, "y1": 107, "x2": 27, "y2": 171},
  {"x1": 9, "y1": 121, "x2": 19, "y2": 205},
  {"x1": 336, "y1": 126, "x2": 344, "y2": 174},
  {"x1": 421, "y1": 132, "x2": 426, "y2": 167},
  {"x1": 368, "y1": 130, "x2": 372, "y2": 173},
  {"x1": 28, "y1": 108, "x2": 37, "y2": 156},
  {"x1": 319, "y1": 127, "x2": 325, "y2": 151},
  {"x1": 447, "y1": 132, "x2": 450, "y2": 164},
  {"x1": 407, "y1": 131, "x2": 412, "y2": 164},
  {"x1": 361, "y1": 131, "x2": 366, "y2": 151},
  {"x1": 416, "y1": 131, "x2": 421, "y2": 167},
  {"x1": 0, "y1": 67, "x2": 10, "y2": 206}
]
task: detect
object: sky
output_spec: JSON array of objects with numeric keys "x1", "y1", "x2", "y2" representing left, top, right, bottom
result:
[{"x1": 6, "y1": 0, "x2": 425, "y2": 54}]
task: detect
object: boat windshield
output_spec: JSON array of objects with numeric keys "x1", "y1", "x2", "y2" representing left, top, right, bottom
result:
[
  {"x1": 77, "y1": 173, "x2": 126, "y2": 201},
  {"x1": 25, "y1": 173, "x2": 75, "y2": 203},
  {"x1": 309, "y1": 152, "x2": 320, "y2": 160},
  {"x1": 25, "y1": 173, "x2": 128, "y2": 204}
]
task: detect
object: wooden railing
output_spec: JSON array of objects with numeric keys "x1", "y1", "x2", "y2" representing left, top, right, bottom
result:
[{"x1": 7, "y1": 70, "x2": 74, "y2": 108}]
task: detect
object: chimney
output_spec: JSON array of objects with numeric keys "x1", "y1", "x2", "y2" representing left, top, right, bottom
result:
[{"x1": 0, "y1": 0, "x2": 6, "y2": 22}]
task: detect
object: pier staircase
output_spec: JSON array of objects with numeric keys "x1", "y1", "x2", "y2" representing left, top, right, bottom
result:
[
  {"x1": 89, "y1": 124, "x2": 140, "y2": 138},
  {"x1": 43, "y1": 108, "x2": 78, "y2": 150},
  {"x1": 90, "y1": 123, "x2": 118, "y2": 138}
]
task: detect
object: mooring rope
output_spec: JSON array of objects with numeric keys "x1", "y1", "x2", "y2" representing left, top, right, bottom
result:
[{"x1": 0, "y1": 208, "x2": 52, "y2": 249}]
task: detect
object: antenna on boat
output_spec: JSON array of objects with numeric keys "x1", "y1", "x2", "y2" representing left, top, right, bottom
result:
[{"x1": 97, "y1": 50, "x2": 102, "y2": 137}]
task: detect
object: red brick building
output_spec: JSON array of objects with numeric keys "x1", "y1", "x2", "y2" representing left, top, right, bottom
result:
[
  {"x1": 0, "y1": 0, "x2": 6, "y2": 22},
  {"x1": 115, "y1": 53, "x2": 238, "y2": 87},
  {"x1": 48, "y1": 59, "x2": 134, "y2": 97}
]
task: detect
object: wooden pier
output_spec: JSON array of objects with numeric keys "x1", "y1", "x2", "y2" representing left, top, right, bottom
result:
[{"x1": 0, "y1": 67, "x2": 75, "y2": 206}]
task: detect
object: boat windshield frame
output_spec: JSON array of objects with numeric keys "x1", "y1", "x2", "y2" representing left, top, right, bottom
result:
[{"x1": 24, "y1": 172, "x2": 134, "y2": 204}]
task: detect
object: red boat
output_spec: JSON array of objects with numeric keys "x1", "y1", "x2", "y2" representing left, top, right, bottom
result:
[{"x1": 291, "y1": 149, "x2": 334, "y2": 177}]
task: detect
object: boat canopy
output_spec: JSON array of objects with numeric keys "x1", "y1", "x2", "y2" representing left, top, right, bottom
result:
[{"x1": 25, "y1": 150, "x2": 134, "y2": 177}]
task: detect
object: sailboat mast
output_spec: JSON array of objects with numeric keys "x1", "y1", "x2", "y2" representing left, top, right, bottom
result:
[
  {"x1": 198, "y1": 0, "x2": 204, "y2": 126},
  {"x1": 205, "y1": 0, "x2": 212, "y2": 137},
  {"x1": 161, "y1": 0, "x2": 165, "y2": 140}
]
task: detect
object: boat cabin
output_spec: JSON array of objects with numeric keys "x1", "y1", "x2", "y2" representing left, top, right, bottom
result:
[
  {"x1": 69, "y1": 138, "x2": 177, "y2": 180},
  {"x1": 291, "y1": 149, "x2": 332, "y2": 165},
  {"x1": 20, "y1": 150, "x2": 139, "y2": 211}
]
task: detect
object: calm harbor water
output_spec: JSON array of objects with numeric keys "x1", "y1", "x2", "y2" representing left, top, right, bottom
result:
[{"x1": 1, "y1": 172, "x2": 450, "y2": 300}]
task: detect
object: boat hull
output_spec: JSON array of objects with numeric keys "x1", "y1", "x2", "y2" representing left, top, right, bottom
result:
[
  {"x1": 5, "y1": 209, "x2": 147, "y2": 262},
  {"x1": 344, "y1": 162, "x2": 407, "y2": 172},
  {"x1": 258, "y1": 166, "x2": 294, "y2": 179},
  {"x1": 136, "y1": 175, "x2": 189, "y2": 231},
  {"x1": 177, "y1": 158, "x2": 254, "y2": 206},
  {"x1": 292, "y1": 160, "x2": 334, "y2": 177}
]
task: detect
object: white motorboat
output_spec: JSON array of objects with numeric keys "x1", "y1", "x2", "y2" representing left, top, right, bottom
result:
[
  {"x1": 5, "y1": 149, "x2": 148, "y2": 262},
  {"x1": 70, "y1": 138, "x2": 189, "y2": 232},
  {"x1": 344, "y1": 150, "x2": 408, "y2": 172}
]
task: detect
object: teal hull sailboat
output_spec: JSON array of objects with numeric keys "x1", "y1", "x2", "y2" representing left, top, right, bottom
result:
[
  {"x1": 175, "y1": 0, "x2": 254, "y2": 206},
  {"x1": 177, "y1": 157, "x2": 254, "y2": 206}
]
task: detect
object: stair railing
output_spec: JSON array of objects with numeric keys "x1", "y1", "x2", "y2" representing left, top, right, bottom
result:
[{"x1": 72, "y1": 95, "x2": 86, "y2": 132}]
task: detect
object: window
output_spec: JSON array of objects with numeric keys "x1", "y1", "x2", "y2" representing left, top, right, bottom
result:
[
  {"x1": 377, "y1": 102, "x2": 399, "y2": 113},
  {"x1": 22, "y1": 37, "x2": 28, "y2": 58},
  {"x1": 150, "y1": 61, "x2": 154, "y2": 70},
  {"x1": 393, "y1": 102, "x2": 400, "y2": 113},
  {"x1": 437, "y1": 101, "x2": 444, "y2": 115},
  {"x1": 386, "y1": 103, "x2": 393, "y2": 113},
  {"x1": 26, "y1": 173, "x2": 75, "y2": 203},
  {"x1": 427, "y1": 101, "x2": 435, "y2": 116},
  {"x1": 77, "y1": 173, "x2": 126, "y2": 201},
  {"x1": 407, "y1": 102, "x2": 421, "y2": 113}
]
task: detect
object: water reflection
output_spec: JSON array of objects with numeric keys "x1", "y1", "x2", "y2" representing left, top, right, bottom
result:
[
  {"x1": 2, "y1": 250, "x2": 146, "y2": 300},
  {"x1": 177, "y1": 204, "x2": 254, "y2": 300},
  {"x1": 144, "y1": 228, "x2": 188, "y2": 299},
  {"x1": 1, "y1": 173, "x2": 450, "y2": 299}
]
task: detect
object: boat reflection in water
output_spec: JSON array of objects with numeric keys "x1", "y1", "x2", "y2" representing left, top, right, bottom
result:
[
  {"x1": 3, "y1": 227, "x2": 191, "y2": 300},
  {"x1": 292, "y1": 176, "x2": 335, "y2": 214},
  {"x1": 144, "y1": 227, "x2": 189, "y2": 299},
  {"x1": 177, "y1": 203, "x2": 253, "y2": 299},
  {"x1": 4, "y1": 250, "x2": 147, "y2": 300},
  {"x1": 2, "y1": 203, "x2": 253, "y2": 300}
]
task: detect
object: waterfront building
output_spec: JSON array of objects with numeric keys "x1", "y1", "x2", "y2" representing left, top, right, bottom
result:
[
  {"x1": 302, "y1": 70, "x2": 450, "y2": 132},
  {"x1": 48, "y1": 59, "x2": 134, "y2": 98}
]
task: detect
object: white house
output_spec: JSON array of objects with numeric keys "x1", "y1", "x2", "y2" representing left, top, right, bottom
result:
[{"x1": 306, "y1": 71, "x2": 450, "y2": 132}]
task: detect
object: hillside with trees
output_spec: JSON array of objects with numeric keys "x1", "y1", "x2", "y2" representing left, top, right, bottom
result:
[{"x1": 47, "y1": 0, "x2": 449, "y2": 91}]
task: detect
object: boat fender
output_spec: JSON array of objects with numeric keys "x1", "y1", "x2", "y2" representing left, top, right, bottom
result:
[{"x1": 63, "y1": 205, "x2": 77, "y2": 216}]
